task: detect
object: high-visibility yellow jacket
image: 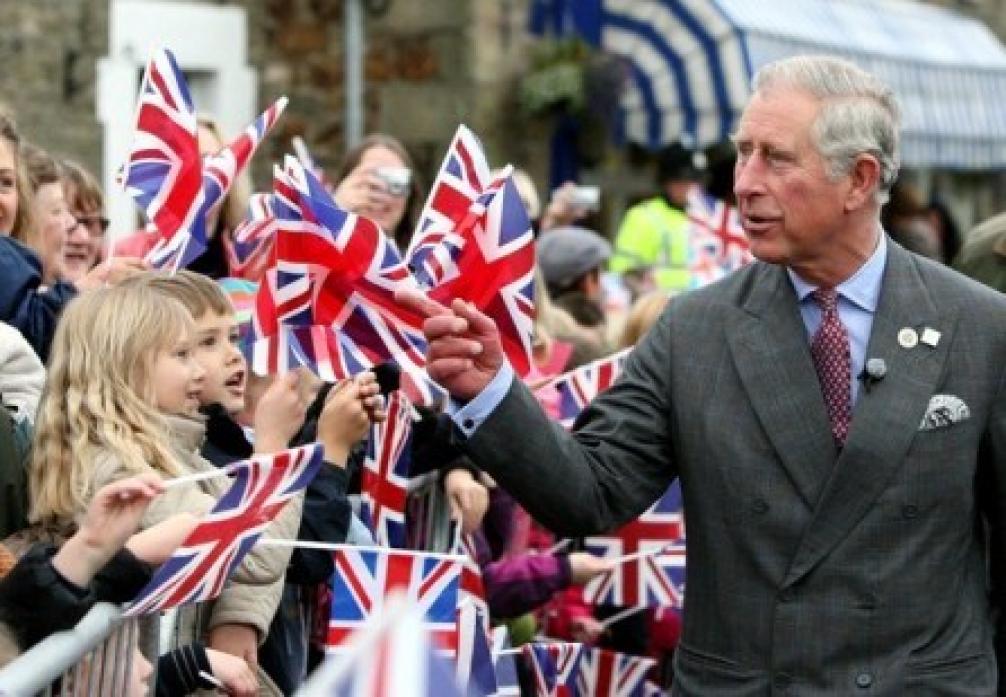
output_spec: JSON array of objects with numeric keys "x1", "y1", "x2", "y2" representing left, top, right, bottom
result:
[{"x1": 609, "y1": 196, "x2": 691, "y2": 291}]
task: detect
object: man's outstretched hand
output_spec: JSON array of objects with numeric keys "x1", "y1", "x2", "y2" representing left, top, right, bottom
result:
[{"x1": 395, "y1": 289, "x2": 505, "y2": 402}]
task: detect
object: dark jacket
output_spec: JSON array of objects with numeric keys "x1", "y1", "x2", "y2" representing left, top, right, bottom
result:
[
  {"x1": 0, "y1": 237, "x2": 76, "y2": 363},
  {"x1": 0, "y1": 544, "x2": 150, "y2": 650}
]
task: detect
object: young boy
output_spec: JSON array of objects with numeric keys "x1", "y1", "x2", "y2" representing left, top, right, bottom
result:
[{"x1": 134, "y1": 270, "x2": 380, "y2": 694}]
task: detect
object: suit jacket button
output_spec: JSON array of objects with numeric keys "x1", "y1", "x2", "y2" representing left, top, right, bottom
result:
[
  {"x1": 902, "y1": 504, "x2": 919, "y2": 518},
  {"x1": 855, "y1": 672, "x2": 873, "y2": 688},
  {"x1": 752, "y1": 499, "x2": 769, "y2": 515},
  {"x1": 779, "y1": 588, "x2": 794, "y2": 603}
]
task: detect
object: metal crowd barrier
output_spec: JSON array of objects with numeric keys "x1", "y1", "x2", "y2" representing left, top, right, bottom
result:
[{"x1": 0, "y1": 603, "x2": 140, "y2": 697}]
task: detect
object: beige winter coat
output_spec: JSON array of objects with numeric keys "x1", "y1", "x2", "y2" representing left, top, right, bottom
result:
[{"x1": 87, "y1": 414, "x2": 303, "y2": 695}]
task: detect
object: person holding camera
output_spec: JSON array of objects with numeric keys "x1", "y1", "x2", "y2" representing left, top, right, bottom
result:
[{"x1": 332, "y1": 134, "x2": 422, "y2": 254}]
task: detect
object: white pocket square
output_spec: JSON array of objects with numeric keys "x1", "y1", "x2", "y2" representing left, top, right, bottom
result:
[{"x1": 919, "y1": 394, "x2": 970, "y2": 431}]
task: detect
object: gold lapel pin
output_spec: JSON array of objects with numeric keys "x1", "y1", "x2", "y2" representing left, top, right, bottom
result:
[
  {"x1": 921, "y1": 327, "x2": 941, "y2": 348},
  {"x1": 898, "y1": 327, "x2": 918, "y2": 349}
]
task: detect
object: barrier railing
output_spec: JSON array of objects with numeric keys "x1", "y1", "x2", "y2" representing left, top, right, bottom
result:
[{"x1": 0, "y1": 603, "x2": 140, "y2": 697}]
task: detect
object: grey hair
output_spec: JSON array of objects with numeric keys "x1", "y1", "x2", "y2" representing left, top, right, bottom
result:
[{"x1": 752, "y1": 55, "x2": 901, "y2": 205}]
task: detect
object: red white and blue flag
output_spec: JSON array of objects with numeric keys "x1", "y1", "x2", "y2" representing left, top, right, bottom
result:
[
  {"x1": 424, "y1": 175, "x2": 536, "y2": 378},
  {"x1": 301, "y1": 593, "x2": 462, "y2": 697},
  {"x1": 360, "y1": 390, "x2": 414, "y2": 548},
  {"x1": 491, "y1": 627, "x2": 521, "y2": 697},
  {"x1": 122, "y1": 47, "x2": 286, "y2": 271},
  {"x1": 121, "y1": 48, "x2": 203, "y2": 271},
  {"x1": 456, "y1": 602, "x2": 498, "y2": 697},
  {"x1": 550, "y1": 349, "x2": 632, "y2": 429},
  {"x1": 407, "y1": 125, "x2": 536, "y2": 377},
  {"x1": 686, "y1": 188, "x2": 752, "y2": 289},
  {"x1": 523, "y1": 642, "x2": 584, "y2": 697},
  {"x1": 575, "y1": 648, "x2": 656, "y2": 697},
  {"x1": 582, "y1": 482, "x2": 686, "y2": 609},
  {"x1": 408, "y1": 125, "x2": 495, "y2": 289},
  {"x1": 327, "y1": 546, "x2": 462, "y2": 657},
  {"x1": 267, "y1": 158, "x2": 444, "y2": 405},
  {"x1": 124, "y1": 444, "x2": 322, "y2": 617}
]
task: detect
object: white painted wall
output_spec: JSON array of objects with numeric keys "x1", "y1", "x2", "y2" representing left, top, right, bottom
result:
[{"x1": 97, "y1": 0, "x2": 256, "y2": 240}]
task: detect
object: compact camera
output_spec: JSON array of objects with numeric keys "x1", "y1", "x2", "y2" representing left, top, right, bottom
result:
[
  {"x1": 375, "y1": 167, "x2": 412, "y2": 197},
  {"x1": 568, "y1": 185, "x2": 600, "y2": 212}
]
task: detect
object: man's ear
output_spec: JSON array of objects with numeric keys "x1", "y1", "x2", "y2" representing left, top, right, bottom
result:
[{"x1": 845, "y1": 153, "x2": 882, "y2": 212}]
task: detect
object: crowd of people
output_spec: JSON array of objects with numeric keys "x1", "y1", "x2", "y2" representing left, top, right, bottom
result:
[{"x1": 0, "y1": 51, "x2": 1005, "y2": 697}]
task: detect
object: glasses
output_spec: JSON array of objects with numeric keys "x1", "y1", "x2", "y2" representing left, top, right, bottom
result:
[{"x1": 72, "y1": 213, "x2": 110, "y2": 236}]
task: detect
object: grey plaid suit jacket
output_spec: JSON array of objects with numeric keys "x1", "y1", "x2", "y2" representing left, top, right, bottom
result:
[{"x1": 465, "y1": 240, "x2": 1006, "y2": 696}]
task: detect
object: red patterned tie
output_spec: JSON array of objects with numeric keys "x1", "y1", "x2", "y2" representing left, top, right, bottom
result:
[{"x1": 810, "y1": 288, "x2": 851, "y2": 446}]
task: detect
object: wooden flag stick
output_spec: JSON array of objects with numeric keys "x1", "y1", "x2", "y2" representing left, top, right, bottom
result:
[
  {"x1": 257, "y1": 538, "x2": 467, "y2": 563},
  {"x1": 607, "y1": 543, "x2": 673, "y2": 566},
  {"x1": 599, "y1": 605, "x2": 647, "y2": 630}
]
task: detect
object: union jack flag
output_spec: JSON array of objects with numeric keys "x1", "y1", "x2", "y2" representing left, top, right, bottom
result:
[
  {"x1": 124, "y1": 444, "x2": 322, "y2": 617},
  {"x1": 245, "y1": 260, "x2": 372, "y2": 381},
  {"x1": 292, "y1": 135, "x2": 335, "y2": 194},
  {"x1": 327, "y1": 546, "x2": 462, "y2": 657},
  {"x1": 456, "y1": 602, "x2": 498, "y2": 697},
  {"x1": 550, "y1": 349, "x2": 632, "y2": 429},
  {"x1": 299, "y1": 593, "x2": 462, "y2": 697},
  {"x1": 424, "y1": 175, "x2": 536, "y2": 377},
  {"x1": 582, "y1": 482, "x2": 686, "y2": 609},
  {"x1": 121, "y1": 48, "x2": 203, "y2": 271},
  {"x1": 491, "y1": 627, "x2": 521, "y2": 697},
  {"x1": 123, "y1": 47, "x2": 287, "y2": 271},
  {"x1": 360, "y1": 390, "x2": 414, "y2": 548},
  {"x1": 450, "y1": 521, "x2": 489, "y2": 623},
  {"x1": 229, "y1": 191, "x2": 278, "y2": 279},
  {"x1": 686, "y1": 188, "x2": 752, "y2": 289},
  {"x1": 523, "y1": 642, "x2": 584, "y2": 697},
  {"x1": 407, "y1": 124, "x2": 495, "y2": 289},
  {"x1": 575, "y1": 648, "x2": 656, "y2": 697},
  {"x1": 270, "y1": 158, "x2": 444, "y2": 405}
]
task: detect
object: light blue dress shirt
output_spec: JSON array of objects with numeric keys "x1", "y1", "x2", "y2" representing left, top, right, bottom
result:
[
  {"x1": 786, "y1": 233, "x2": 887, "y2": 405},
  {"x1": 450, "y1": 234, "x2": 889, "y2": 434}
]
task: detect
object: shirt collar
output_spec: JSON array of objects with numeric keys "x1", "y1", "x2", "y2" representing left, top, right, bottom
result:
[{"x1": 788, "y1": 232, "x2": 887, "y2": 312}]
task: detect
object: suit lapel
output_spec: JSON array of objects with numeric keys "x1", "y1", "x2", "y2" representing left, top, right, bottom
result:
[
  {"x1": 726, "y1": 263, "x2": 836, "y2": 509},
  {"x1": 783, "y1": 243, "x2": 956, "y2": 586}
]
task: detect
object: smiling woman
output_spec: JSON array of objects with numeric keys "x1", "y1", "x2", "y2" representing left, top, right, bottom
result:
[
  {"x1": 60, "y1": 160, "x2": 107, "y2": 283},
  {"x1": 22, "y1": 144, "x2": 74, "y2": 287}
]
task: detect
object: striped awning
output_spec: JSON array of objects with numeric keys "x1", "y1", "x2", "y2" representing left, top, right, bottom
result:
[{"x1": 530, "y1": 0, "x2": 1006, "y2": 169}]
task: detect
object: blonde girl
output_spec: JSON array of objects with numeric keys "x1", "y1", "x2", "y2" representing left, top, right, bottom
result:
[
  {"x1": 30, "y1": 284, "x2": 195, "y2": 523},
  {"x1": 28, "y1": 283, "x2": 303, "y2": 696}
]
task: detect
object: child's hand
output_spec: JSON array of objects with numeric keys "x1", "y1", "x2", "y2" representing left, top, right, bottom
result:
[
  {"x1": 254, "y1": 371, "x2": 307, "y2": 453},
  {"x1": 54, "y1": 475, "x2": 164, "y2": 588},
  {"x1": 317, "y1": 375, "x2": 375, "y2": 465},
  {"x1": 125, "y1": 512, "x2": 199, "y2": 565},
  {"x1": 209, "y1": 623, "x2": 259, "y2": 675},
  {"x1": 445, "y1": 468, "x2": 489, "y2": 533},
  {"x1": 205, "y1": 648, "x2": 258, "y2": 697}
]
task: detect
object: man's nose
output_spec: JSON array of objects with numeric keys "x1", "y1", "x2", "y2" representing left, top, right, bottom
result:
[{"x1": 733, "y1": 157, "x2": 762, "y2": 199}]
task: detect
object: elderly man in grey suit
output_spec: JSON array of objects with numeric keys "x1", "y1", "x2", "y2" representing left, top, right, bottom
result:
[{"x1": 399, "y1": 55, "x2": 1006, "y2": 695}]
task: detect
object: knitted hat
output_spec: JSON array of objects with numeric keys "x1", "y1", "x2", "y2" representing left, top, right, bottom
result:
[{"x1": 216, "y1": 277, "x2": 258, "y2": 342}]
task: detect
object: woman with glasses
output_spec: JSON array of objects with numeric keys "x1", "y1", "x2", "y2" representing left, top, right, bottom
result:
[{"x1": 61, "y1": 160, "x2": 108, "y2": 283}]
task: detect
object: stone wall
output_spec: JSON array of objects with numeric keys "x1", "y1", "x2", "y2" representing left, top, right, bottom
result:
[{"x1": 0, "y1": 0, "x2": 108, "y2": 175}]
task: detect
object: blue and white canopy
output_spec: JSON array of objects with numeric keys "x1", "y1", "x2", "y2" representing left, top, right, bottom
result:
[{"x1": 530, "y1": 0, "x2": 1006, "y2": 169}]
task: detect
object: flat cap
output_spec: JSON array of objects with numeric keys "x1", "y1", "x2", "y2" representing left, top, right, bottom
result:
[{"x1": 537, "y1": 226, "x2": 612, "y2": 289}]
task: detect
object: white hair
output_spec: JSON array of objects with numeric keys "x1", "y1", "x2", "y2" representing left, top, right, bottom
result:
[{"x1": 752, "y1": 55, "x2": 901, "y2": 205}]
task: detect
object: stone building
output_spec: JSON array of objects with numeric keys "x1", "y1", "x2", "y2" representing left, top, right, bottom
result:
[{"x1": 1, "y1": 0, "x2": 1005, "y2": 237}]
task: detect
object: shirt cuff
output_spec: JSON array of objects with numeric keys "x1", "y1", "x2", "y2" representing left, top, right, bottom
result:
[{"x1": 445, "y1": 363, "x2": 515, "y2": 438}]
